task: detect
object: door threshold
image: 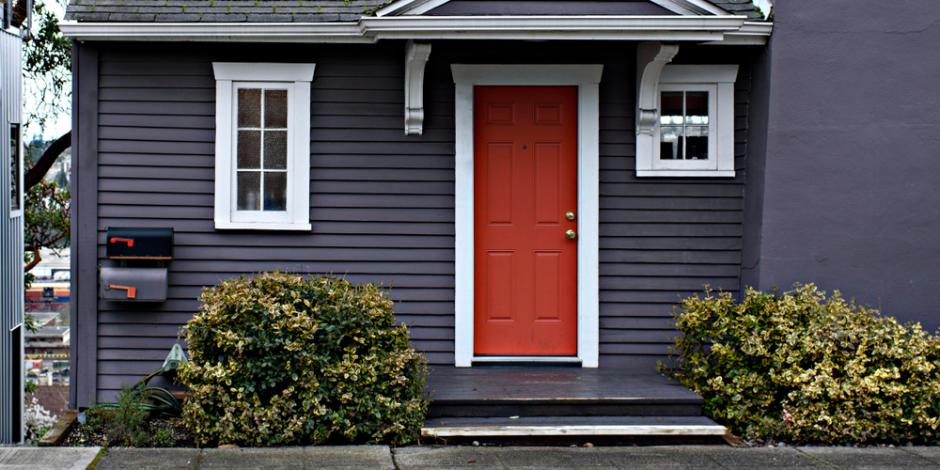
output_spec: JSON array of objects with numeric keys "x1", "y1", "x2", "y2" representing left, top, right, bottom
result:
[{"x1": 472, "y1": 356, "x2": 581, "y2": 364}]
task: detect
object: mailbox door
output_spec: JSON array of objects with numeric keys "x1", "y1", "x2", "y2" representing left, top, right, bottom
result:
[{"x1": 99, "y1": 267, "x2": 168, "y2": 302}]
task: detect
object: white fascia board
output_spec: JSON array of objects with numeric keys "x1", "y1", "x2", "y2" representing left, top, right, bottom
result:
[
  {"x1": 703, "y1": 21, "x2": 773, "y2": 45},
  {"x1": 57, "y1": 21, "x2": 371, "y2": 43},
  {"x1": 60, "y1": 16, "x2": 769, "y2": 43},
  {"x1": 361, "y1": 15, "x2": 747, "y2": 41}
]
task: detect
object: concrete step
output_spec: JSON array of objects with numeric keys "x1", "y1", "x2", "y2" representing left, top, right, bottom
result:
[{"x1": 421, "y1": 416, "x2": 727, "y2": 438}]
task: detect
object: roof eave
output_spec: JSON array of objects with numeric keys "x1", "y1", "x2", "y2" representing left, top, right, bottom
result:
[{"x1": 59, "y1": 15, "x2": 772, "y2": 44}]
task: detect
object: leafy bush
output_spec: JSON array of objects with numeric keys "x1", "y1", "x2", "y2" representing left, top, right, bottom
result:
[
  {"x1": 178, "y1": 273, "x2": 428, "y2": 446},
  {"x1": 666, "y1": 284, "x2": 940, "y2": 444}
]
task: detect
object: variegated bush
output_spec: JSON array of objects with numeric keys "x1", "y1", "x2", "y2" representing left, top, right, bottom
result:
[
  {"x1": 667, "y1": 284, "x2": 940, "y2": 444},
  {"x1": 178, "y1": 273, "x2": 427, "y2": 446}
]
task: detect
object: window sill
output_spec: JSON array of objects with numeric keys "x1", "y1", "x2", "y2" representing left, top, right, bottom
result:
[
  {"x1": 636, "y1": 169, "x2": 735, "y2": 178},
  {"x1": 214, "y1": 221, "x2": 312, "y2": 232}
]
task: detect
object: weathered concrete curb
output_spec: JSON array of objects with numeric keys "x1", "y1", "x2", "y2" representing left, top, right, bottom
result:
[{"x1": 0, "y1": 446, "x2": 100, "y2": 470}]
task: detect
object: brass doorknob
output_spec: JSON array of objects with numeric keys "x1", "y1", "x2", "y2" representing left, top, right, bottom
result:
[
  {"x1": 565, "y1": 229, "x2": 577, "y2": 240},
  {"x1": 566, "y1": 211, "x2": 576, "y2": 221}
]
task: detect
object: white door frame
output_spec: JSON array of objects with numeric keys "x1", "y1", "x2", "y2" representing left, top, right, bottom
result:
[{"x1": 451, "y1": 64, "x2": 603, "y2": 368}]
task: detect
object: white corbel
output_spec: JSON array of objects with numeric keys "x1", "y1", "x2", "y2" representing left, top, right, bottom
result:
[
  {"x1": 404, "y1": 40, "x2": 432, "y2": 135},
  {"x1": 636, "y1": 42, "x2": 679, "y2": 174}
]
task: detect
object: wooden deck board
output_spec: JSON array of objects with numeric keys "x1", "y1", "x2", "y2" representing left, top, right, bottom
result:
[{"x1": 425, "y1": 366, "x2": 702, "y2": 405}]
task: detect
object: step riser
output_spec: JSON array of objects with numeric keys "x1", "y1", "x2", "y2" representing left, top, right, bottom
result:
[{"x1": 428, "y1": 403, "x2": 703, "y2": 418}]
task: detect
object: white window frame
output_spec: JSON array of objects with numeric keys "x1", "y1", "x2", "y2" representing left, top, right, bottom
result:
[
  {"x1": 638, "y1": 64, "x2": 738, "y2": 178},
  {"x1": 212, "y1": 62, "x2": 315, "y2": 231},
  {"x1": 655, "y1": 83, "x2": 719, "y2": 171}
]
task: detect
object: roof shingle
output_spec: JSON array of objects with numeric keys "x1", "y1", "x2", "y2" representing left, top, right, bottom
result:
[
  {"x1": 65, "y1": 0, "x2": 391, "y2": 23},
  {"x1": 65, "y1": 0, "x2": 763, "y2": 23}
]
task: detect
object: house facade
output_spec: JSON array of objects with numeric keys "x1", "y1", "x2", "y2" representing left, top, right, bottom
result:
[
  {"x1": 1, "y1": 0, "x2": 25, "y2": 443},
  {"x1": 61, "y1": 0, "x2": 940, "y2": 409}
]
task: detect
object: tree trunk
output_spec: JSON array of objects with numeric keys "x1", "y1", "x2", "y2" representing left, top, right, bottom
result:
[
  {"x1": 24, "y1": 247, "x2": 41, "y2": 272},
  {"x1": 25, "y1": 131, "x2": 71, "y2": 191}
]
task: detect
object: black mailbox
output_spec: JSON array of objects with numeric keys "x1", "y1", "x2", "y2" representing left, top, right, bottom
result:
[{"x1": 106, "y1": 227, "x2": 174, "y2": 260}]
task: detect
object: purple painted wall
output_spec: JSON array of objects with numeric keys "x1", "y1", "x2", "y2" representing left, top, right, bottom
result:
[
  {"x1": 70, "y1": 40, "x2": 760, "y2": 405},
  {"x1": 752, "y1": 0, "x2": 940, "y2": 327}
]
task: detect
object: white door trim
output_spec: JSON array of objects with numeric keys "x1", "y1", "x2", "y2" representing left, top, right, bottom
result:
[{"x1": 451, "y1": 64, "x2": 603, "y2": 368}]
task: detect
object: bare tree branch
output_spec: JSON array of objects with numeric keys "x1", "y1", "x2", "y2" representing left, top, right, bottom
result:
[
  {"x1": 24, "y1": 247, "x2": 41, "y2": 272},
  {"x1": 25, "y1": 131, "x2": 70, "y2": 190}
]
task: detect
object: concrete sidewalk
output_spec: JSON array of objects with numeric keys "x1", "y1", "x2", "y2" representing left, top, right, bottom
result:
[
  {"x1": 84, "y1": 445, "x2": 940, "y2": 469},
  {"x1": 5, "y1": 445, "x2": 940, "y2": 469}
]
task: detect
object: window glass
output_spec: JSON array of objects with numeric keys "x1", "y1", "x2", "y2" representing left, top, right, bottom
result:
[
  {"x1": 235, "y1": 87, "x2": 288, "y2": 213},
  {"x1": 10, "y1": 124, "x2": 20, "y2": 211},
  {"x1": 237, "y1": 89, "x2": 261, "y2": 127},
  {"x1": 660, "y1": 91, "x2": 710, "y2": 161}
]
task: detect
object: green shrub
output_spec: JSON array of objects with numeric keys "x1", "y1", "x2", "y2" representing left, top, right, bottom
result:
[
  {"x1": 178, "y1": 273, "x2": 428, "y2": 446},
  {"x1": 666, "y1": 283, "x2": 940, "y2": 444}
]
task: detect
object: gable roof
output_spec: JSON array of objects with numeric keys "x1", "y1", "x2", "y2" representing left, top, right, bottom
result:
[{"x1": 65, "y1": 0, "x2": 763, "y2": 23}]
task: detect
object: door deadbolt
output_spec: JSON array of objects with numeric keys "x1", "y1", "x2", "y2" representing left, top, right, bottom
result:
[{"x1": 566, "y1": 211, "x2": 576, "y2": 221}]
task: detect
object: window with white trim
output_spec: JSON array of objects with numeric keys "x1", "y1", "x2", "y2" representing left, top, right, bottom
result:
[
  {"x1": 212, "y1": 63, "x2": 315, "y2": 230},
  {"x1": 639, "y1": 64, "x2": 738, "y2": 177}
]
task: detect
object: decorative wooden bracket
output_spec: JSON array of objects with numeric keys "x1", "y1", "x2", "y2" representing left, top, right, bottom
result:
[
  {"x1": 635, "y1": 42, "x2": 679, "y2": 174},
  {"x1": 404, "y1": 41, "x2": 432, "y2": 135},
  {"x1": 636, "y1": 42, "x2": 680, "y2": 136}
]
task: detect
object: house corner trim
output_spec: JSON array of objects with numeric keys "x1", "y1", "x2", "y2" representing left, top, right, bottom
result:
[{"x1": 404, "y1": 41, "x2": 432, "y2": 135}]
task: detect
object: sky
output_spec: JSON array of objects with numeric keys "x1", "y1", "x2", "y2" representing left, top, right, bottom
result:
[{"x1": 23, "y1": 0, "x2": 70, "y2": 141}]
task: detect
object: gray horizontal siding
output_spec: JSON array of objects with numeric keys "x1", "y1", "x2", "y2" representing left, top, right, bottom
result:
[
  {"x1": 93, "y1": 43, "x2": 456, "y2": 402},
  {"x1": 84, "y1": 41, "x2": 755, "y2": 402}
]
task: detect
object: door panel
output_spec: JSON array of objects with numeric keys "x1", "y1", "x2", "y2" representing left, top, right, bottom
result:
[{"x1": 474, "y1": 86, "x2": 578, "y2": 357}]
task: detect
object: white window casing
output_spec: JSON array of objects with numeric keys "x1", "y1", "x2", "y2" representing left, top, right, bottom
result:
[
  {"x1": 212, "y1": 63, "x2": 315, "y2": 231},
  {"x1": 635, "y1": 53, "x2": 738, "y2": 178},
  {"x1": 451, "y1": 64, "x2": 603, "y2": 368}
]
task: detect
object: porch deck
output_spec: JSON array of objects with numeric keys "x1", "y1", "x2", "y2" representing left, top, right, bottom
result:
[{"x1": 423, "y1": 366, "x2": 725, "y2": 438}]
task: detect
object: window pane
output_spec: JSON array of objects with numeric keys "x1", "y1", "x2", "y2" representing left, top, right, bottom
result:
[
  {"x1": 264, "y1": 131, "x2": 288, "y2": 170},
  {"x1": 237, "y1": 130, "x2": 261, "y2": 169},
  {"x1": 9, "y1": 124, "x2": 20, "y2": 211},
  {"x1": 660, "y1": 125, "x2": 683, "y2": 160},
  {"x1": 265, "y1": 90, "x2": 288, "y2": 129},
  {"x1": 237, "y1": 172, "x2": 261, "y2": 210},
  {"x1": 238, "y1": 89, "x2": 261, "y2": 127},
  {"x1": 686, "y1": 91, "x2": 709, "y2": 126},
  {"x1": 661, "y1": 92, "x2": 684, "y2": 125},
  {"x1": 686, "y1": 126, "x2": 709, "y2": 160},
  {"x1": 263, "y1": 172, "x2": 288, "y2": 211}
]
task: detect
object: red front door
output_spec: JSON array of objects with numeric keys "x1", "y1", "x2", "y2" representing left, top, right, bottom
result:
[{"x1": 474, "y1": 86, "x2": 579, "y2": 356}]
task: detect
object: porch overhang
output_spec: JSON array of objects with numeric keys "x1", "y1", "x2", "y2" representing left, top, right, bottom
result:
[{"x1": 59, "y1": 16, "x2": 772, "y2": 45}]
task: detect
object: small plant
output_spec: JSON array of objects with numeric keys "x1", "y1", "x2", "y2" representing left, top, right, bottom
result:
[
  {"x1": 665, "y1": 284, "x2": 940, "y2": 445},
  {"x1": 178, "y1": 273, "x2": 428, "y2": 446},
  {"x1": 103, "y1": 387, "x2": 149, "y2": 447},
  {"x1": 152, "y1": 427, "x2": 177, "y2": 447}
]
